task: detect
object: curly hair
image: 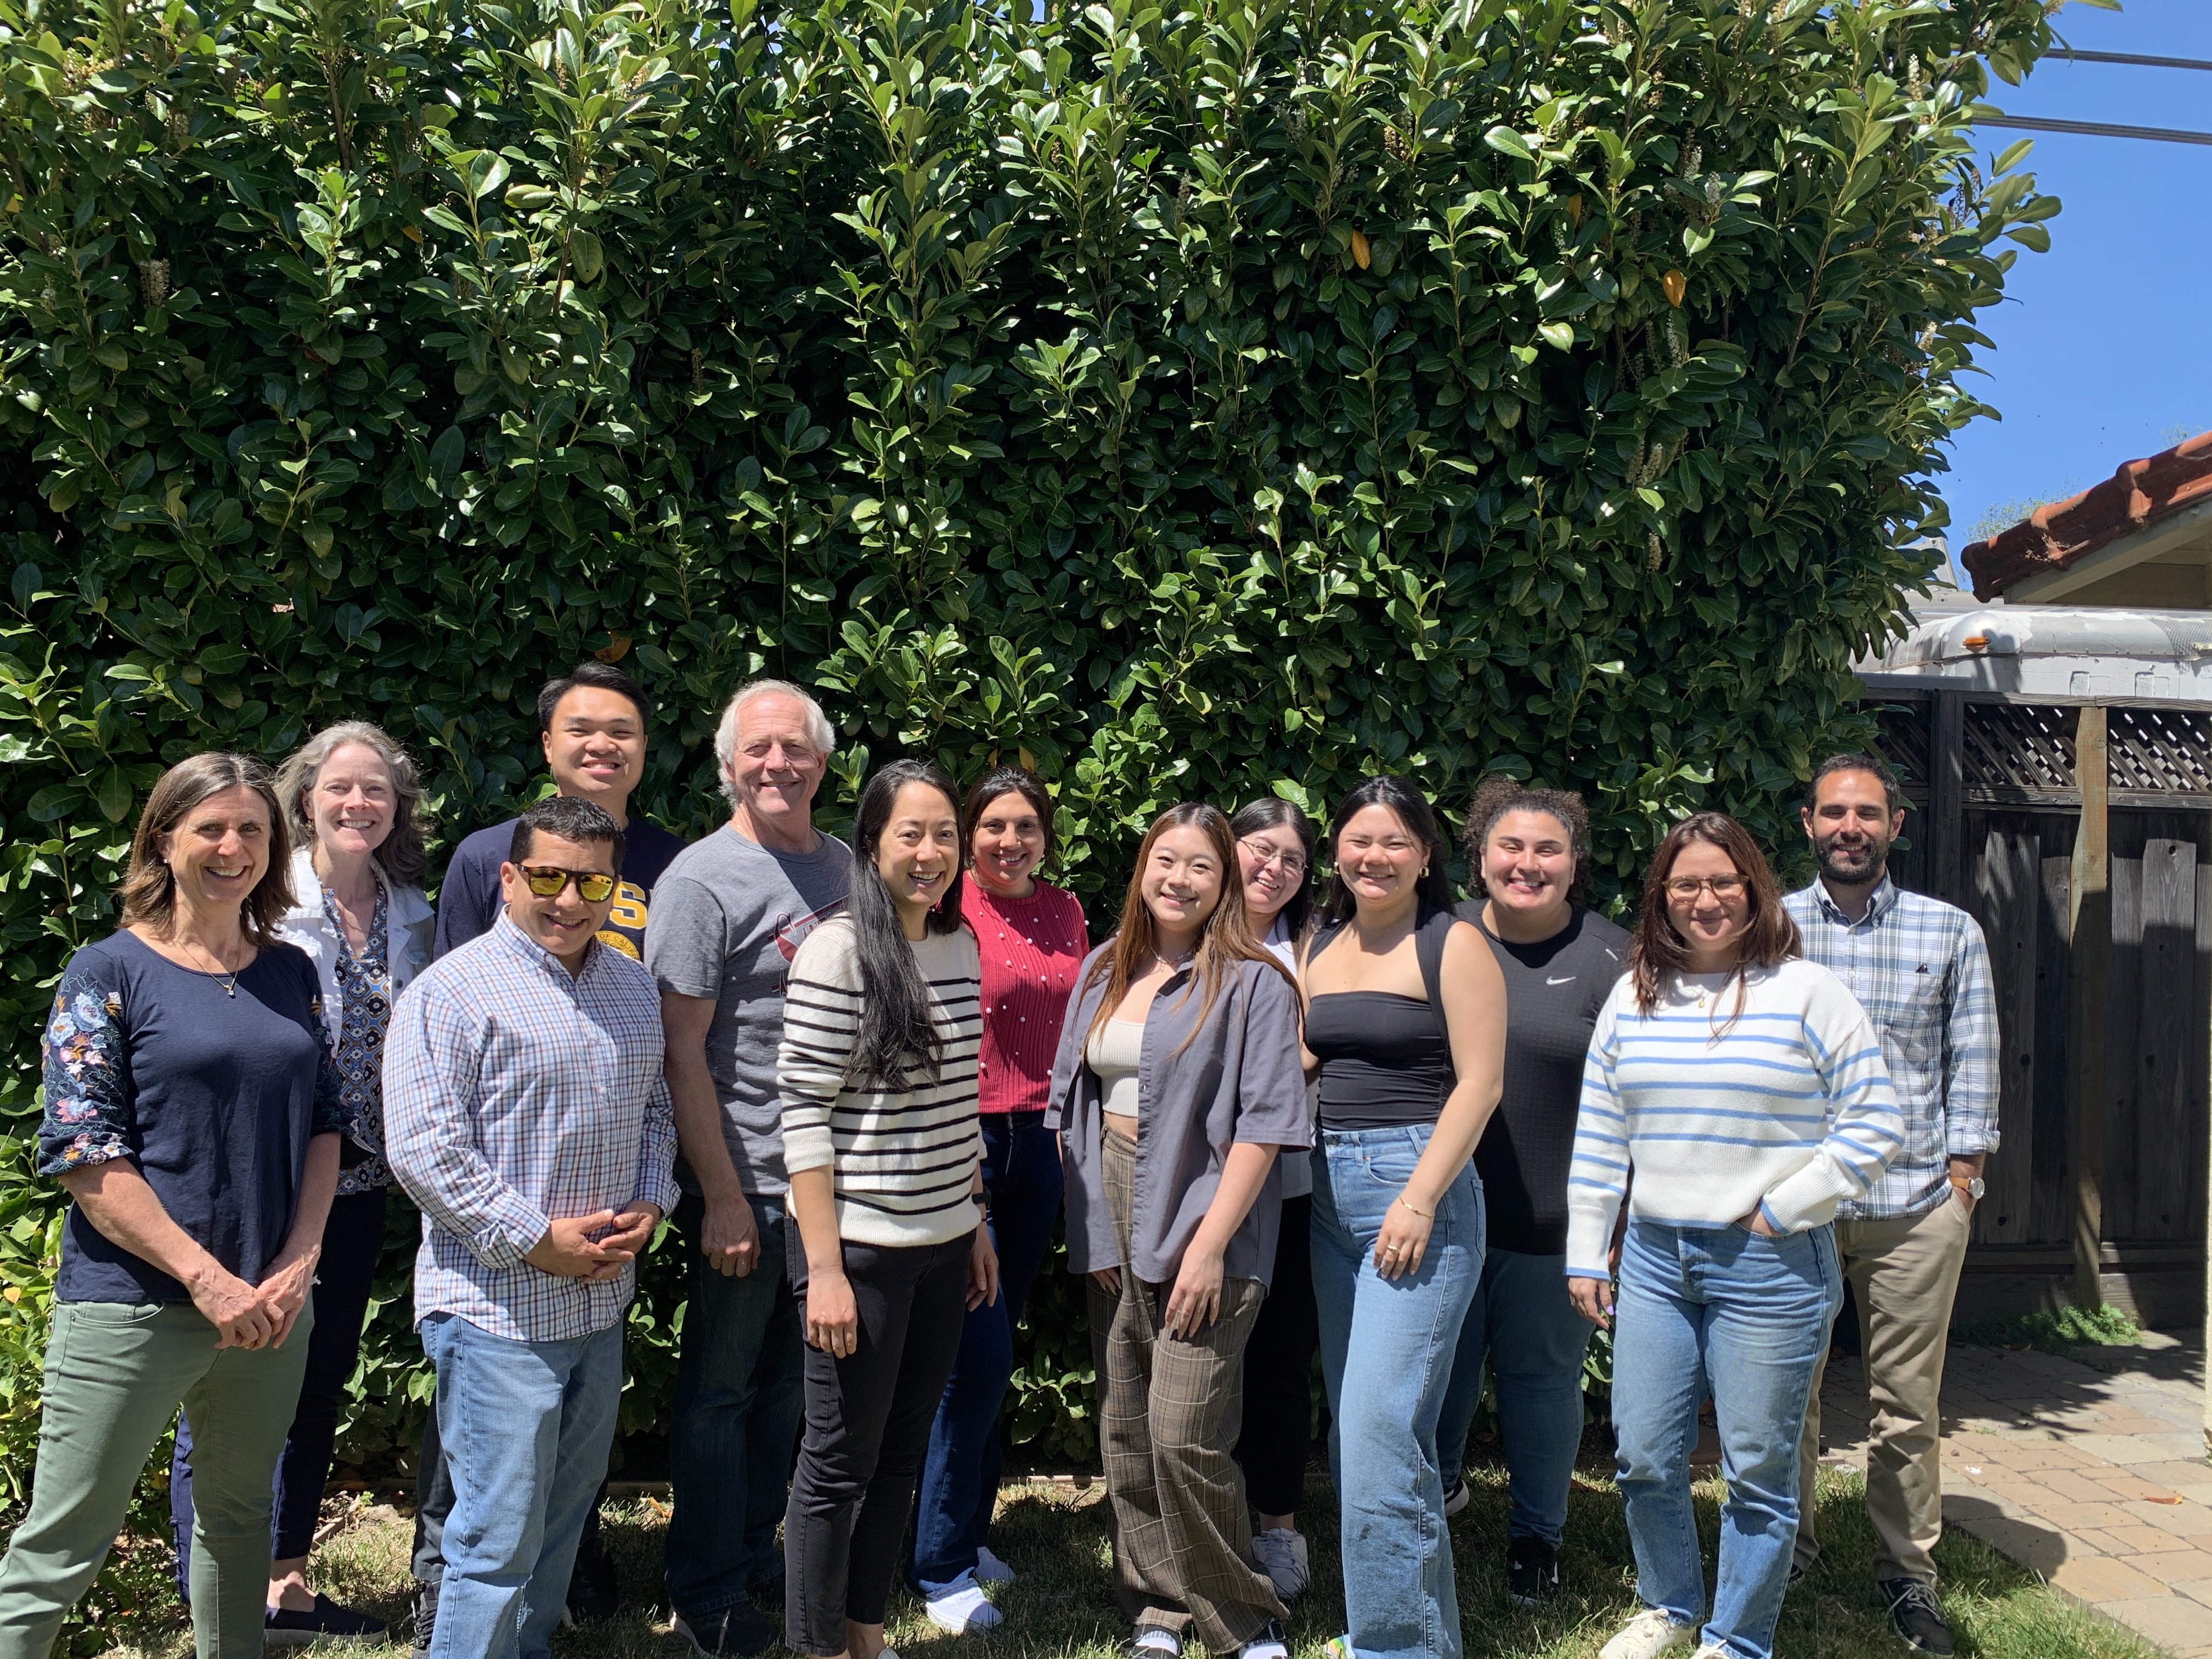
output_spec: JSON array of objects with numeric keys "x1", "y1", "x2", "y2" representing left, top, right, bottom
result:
[{"x1": 1459, "y1": 776, "x2": 1593, "y2": 907}]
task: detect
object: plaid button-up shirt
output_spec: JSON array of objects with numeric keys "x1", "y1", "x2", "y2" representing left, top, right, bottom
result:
[
  {"x1": 1781, "y1": 875, "x2": 2000, "y2": 1221},
  {"x1": 384, "y1": 914, "x2": 679, "y2": 1344}
]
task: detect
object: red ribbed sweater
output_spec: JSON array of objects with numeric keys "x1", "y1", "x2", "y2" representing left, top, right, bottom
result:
[{"x1": 964, "y1": 879, "x2": 1087, "y2": 1114}]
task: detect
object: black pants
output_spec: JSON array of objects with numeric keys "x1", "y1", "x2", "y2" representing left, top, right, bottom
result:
[
  {"x1": 171, "y1": 1187, "x2": 388, "y2": 1599},
  {"x1": 1233, "y1": 1192, "x2": 1318, "y2": 1517},
  {"x1": 785, "y1": 1227, "x2": 970, "y2": 1657}
]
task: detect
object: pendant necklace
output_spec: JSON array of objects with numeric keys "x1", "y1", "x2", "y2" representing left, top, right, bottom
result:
[{"x1": 182, "y1": 938, "x2": 241, "y2": 997}]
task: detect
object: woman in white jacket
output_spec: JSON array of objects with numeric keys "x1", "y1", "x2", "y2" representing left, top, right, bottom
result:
[{"x1": 167, "y1": 721, "x2": 434, "y2": 1644}]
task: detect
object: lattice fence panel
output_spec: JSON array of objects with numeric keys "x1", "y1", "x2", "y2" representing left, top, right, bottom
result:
[
  {"x1": 1963, "y1": 702, "x2": 2077, "y2": 793},
  {"x1": 2109, "y1": 707, "x2": 2212, "y2": 794},
  {"x1": 1873, "y1": 701, "x2": 1931, "y2": 796}
]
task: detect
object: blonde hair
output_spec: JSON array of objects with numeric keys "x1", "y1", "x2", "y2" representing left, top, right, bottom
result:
[{"x1": 273, "y1": 720, "x2": 430, "y2": 886}]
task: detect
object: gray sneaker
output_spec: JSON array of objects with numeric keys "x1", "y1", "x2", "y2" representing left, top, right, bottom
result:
[{"x1": 1252, "y1": 1528, "x2": 1310, "y2": 1598}]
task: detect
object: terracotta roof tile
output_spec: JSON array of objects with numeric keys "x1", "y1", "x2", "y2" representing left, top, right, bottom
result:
[{"x1": 1961, "y1": 429, "x2": 2212, "y2": 600}]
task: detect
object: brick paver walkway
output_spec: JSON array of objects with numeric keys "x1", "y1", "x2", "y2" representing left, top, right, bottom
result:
[{"x1": 1819, "y1": 1333, "x2": 2210, "y2": 1655}]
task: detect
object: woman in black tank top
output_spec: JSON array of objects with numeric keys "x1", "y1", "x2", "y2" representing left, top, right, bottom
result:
[{"x1": 1300, "y1": 777, "x2": 1505, "y2": 1659}]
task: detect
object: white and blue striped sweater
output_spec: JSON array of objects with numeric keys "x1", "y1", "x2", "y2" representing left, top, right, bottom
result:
[{"x1": 1564, "y1": 958, "x2": 1904, "y2": 1278}]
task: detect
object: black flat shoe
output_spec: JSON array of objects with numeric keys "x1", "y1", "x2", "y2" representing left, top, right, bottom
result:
[
  {"x1": 1507, "y1": 1536, "x2": 1560, "y2": 1609},
  {"x1": 674, "y1": 1602, "x2": 780, "y2": 1658},
  {"x1": 264, "y1": 1593, "x2": 388, "y2": 1648}
]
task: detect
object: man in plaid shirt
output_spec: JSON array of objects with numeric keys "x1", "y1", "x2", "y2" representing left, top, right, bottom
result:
[
  {"x1": 1783, "y1": 753, "x2": 1999, "y2": 1659},
  {"x1": 386, "y1": 796, "x2": 679, "y2": 1659}
]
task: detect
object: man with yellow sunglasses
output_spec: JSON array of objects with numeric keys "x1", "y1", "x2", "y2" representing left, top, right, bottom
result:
[{"x1": 386, "y1": 794, "x2": 678, "y2": 1659}]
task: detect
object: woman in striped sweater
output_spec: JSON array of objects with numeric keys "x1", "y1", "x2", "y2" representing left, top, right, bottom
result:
[
  {"x1": 1568, "y1": 813, "x2": 1901, "y2": 1659},
  {"x1": 778, "y1": 759, "x2": 999, "y2": 1659}
]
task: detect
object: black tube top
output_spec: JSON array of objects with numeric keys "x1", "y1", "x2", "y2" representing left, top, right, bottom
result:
[{"x1": 1306, "y1": 990, "x2": 1454, "y2": 1131}]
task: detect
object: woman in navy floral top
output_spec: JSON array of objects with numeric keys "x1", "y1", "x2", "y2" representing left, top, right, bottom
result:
[
  {"x1": 0, "y1": 754, "x2": 346, "y2": 1659},
  {"x1": 161, "y1": 723, "x2": 436, "y2": 1644}
]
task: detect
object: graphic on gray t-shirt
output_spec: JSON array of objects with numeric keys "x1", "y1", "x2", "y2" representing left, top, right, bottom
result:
[{"x1": 645, "y1": 824, "x2": 854, "y2": 1195}]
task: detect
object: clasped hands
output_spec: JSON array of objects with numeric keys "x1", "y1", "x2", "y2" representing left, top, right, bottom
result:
[
  {"x1": 525, "y1": 1203, "x2": 664, "y2": 1282},
  {"x1": 189, "y1": 1248, "x2": 320, "y2": 1352}
]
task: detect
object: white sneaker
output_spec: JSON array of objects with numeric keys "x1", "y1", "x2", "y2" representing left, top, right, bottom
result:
[
  {"x1": 923, "y1": 1575, "x2": 1003, "y2": 1634},
  {"x1": 1599, "y1": 1608, "x2": 1696, "y2": 1659},
  {"x1": 1252, "y1": 1529, "x2": 1310, "y2": 1599},
  {"x1": 1238, "y1": 1620, "x2": 1289, "y2": 1659},
  {"x1": 1442, "y1": 1476, "x2": 1470, "y2": 1517},
  {"x1": 974, "y1": 1545, "x2": 1017, "y2": 1584}
]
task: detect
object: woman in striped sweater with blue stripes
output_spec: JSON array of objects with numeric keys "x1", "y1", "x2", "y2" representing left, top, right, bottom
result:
[{"x1": 1567, "y1": 813, "x2": 1903, "y2": 1659}]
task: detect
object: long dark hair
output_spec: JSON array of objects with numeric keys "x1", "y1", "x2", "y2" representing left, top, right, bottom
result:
[
  {"x1": 1082, "y1": 804, "x2": 1296, "y2": 1054},
  {"x1": 1628, "y1": 811, "x2": 1800, "y2": 1026},
  {"x1": 1229, "y1": 797, "x2": 1317, "y2": 940},
  {"x1": 119, "y1": 753, "x2": 296, "y2": 947},
  {"x1": 1319, "y1": 775, "x2": 1455, "y2": 924},
  {"x1": 844, "y1": 759, "x2": 967, "y2": 1091},
  {"x1": 1460, "y1": 775, "x2": 1593, "y2": 907}
]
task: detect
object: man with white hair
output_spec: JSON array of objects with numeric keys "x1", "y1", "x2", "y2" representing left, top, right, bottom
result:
[{"x1": 644, "y1": 679, "x2": 851, "y2": 1657}]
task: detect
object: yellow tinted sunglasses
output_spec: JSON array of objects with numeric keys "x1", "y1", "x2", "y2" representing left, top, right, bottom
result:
[{"x1": 519, "y1": 865, "x2": 617, "y2": 902}]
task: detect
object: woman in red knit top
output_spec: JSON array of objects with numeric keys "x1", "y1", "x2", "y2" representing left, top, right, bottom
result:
[{"x1": 910, "y1": 766, "x2": 1088, "y2": 1633}]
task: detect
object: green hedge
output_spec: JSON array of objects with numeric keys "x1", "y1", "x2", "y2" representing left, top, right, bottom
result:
[{"x1": 1, "y1": 0, "x2": 2072, "y2": 1589}]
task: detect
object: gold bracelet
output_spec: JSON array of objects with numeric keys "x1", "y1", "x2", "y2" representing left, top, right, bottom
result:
[{"x1": 1393, "y1": 1195, "x2": 1435, "y2": 1220}]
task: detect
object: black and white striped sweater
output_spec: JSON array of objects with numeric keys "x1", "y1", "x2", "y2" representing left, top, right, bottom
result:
[{"x1": 777, "y1": 916, "x2": 984, "y2": 1248}]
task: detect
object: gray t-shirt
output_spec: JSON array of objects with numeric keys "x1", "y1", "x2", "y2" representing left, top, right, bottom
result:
[{"x1": 646, "y1": 823, "x2": 853, "y2": 1196}]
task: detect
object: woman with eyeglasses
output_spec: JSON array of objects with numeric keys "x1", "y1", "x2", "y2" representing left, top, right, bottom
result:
[
  {"x1": 910, "y1": 766, "x2": 1086, "y2": 1633},
  {"x1": 1302, "y1": 777, "x2": 1505, "y2": 1659},
  {"x1": 1224, "y1": 799, "x2": 1321, "y2": 1600},
  {"x1": 165, "y1": 723, "x2": 435, "y2": 1643},
  {"x1": 777, "y1": 759, "x2": 997, "y2": 1659},
  {"x1": 1049, "y1": 803, "x2": 1308, "y2": 1659},
  {"x1": 1572, "y1": 814, "x2": 1900, "y2": 1659},
  {"x1": 0, "y1": 754, "x2": 345, "y2": 1659}
]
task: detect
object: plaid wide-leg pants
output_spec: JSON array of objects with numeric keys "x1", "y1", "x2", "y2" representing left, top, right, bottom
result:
[{"x1": 1097, "y1": 1127, "x2": 1285, "y2": 1653}]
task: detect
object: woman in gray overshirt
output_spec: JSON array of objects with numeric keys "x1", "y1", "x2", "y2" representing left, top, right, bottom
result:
[{"x1": 1047, "y1": 803, "x2": 1310, "y2": 1659}]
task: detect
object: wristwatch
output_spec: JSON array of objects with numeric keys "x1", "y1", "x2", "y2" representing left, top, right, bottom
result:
[{"x1": 1950, "y1": 1175, "x2": 1985, "y2": 1201}]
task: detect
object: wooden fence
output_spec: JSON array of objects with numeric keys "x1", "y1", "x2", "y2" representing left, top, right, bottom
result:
[{"x1": 1872, "y1": 691, "x2": 2212, "y2": 1325}]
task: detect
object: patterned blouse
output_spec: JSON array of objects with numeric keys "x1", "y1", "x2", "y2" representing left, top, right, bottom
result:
[{"x1": 324, "y1": 882, "x2": 397, "y2": 1197}]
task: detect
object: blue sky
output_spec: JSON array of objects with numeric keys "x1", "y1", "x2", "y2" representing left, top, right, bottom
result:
[{"x1": 1933, "y1": 0, "x2": 2212, "y2": 578}]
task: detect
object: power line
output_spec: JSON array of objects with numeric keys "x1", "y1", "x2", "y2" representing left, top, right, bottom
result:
[
  {"x1": 1977, "y1": 112, "x2": 2212, "y2": 148},
  {"x1": 2051, "y1": 48, "x2": 2212, "y2": 73}
]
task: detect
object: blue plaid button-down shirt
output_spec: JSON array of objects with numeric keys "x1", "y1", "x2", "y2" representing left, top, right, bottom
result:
[
  {"x1": 384, "y1": 914, "x2": 680, "y2": 1343},
  {"x1": 1781, "y1": 875, "x2": 2000, "y2": 1221}
]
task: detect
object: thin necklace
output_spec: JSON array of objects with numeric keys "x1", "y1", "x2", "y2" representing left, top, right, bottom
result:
[{"x1": 178, "y1": 935, "x2": 243, "y2": 996}]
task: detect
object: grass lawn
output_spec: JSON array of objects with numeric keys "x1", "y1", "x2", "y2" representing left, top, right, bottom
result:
[{"x1": 81, "y1": 1463, "x2": 2158, "y2": 1659}]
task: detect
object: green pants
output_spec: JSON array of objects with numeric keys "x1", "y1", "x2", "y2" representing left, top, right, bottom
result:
[{"x1": 0, "y1": 1298, "x2": 314, "y2": 1659}]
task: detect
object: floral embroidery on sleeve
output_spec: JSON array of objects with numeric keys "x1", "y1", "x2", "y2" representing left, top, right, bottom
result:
[{"x1": 38, "y1": 966, "x2": 133, "y2": 1176}]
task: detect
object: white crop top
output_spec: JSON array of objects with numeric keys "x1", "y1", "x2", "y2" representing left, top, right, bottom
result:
[{"x1": 1086, "y1": 1018, "x2": 1146, "y2": 1122}]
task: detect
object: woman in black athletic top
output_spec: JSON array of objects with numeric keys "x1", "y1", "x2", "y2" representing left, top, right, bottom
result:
[{"x1": 1301, "y1": 776, "x2": 1505, "y2": 1659}]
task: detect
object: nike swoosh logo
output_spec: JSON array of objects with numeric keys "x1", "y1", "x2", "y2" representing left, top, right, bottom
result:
[{"x1": 1547, "y1": 975, "x2": 1576, "y2": 985}]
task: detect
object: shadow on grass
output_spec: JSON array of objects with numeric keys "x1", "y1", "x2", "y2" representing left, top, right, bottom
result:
[{"x1": 58, "y1": 1466, "x2": 2157, "y2": 1658}]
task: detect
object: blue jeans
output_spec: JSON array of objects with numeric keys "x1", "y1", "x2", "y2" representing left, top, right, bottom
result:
[
  {"x1": 1312, "y1": 1127, "x2": 1482, "y2": 1659},
  {"x1": 172, "y1": 1187, "x2": 388, "y2": 1599},
  {"x1": 1434, "y1": 1245, "x2": 1594, "y2": 1546},
  {"x1": 664, "y1": 1192, "x2": 805, "y2": 1622},
  {"x1": 910, "y1": 1114, "x2": 1063, "y2": 1589},
  {"x1": 1611, "y1": 1220, "x2": 1843, "y2": 1659},
  {"x1": 420, "y1": 1312, "x2": 624, "y2": 1659}
]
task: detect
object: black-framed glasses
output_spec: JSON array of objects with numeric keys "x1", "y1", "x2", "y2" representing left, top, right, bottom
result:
[{"x1": 520, "y1": 865, "x2": 618, "y2": 902}]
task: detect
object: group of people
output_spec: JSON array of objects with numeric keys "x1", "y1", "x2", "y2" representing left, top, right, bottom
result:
[{"x1": 0, "y1": 663, "x2": 1999, "y2": 1659}]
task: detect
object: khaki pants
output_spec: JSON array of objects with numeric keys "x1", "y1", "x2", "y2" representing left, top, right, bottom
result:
[
  {"x1": 1098, "y1": 1130, "x2": 1284, "y2": 1652},
  {"x1": 1794, "y1": 1194, "x2": 1972, "y2": 1585}
]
